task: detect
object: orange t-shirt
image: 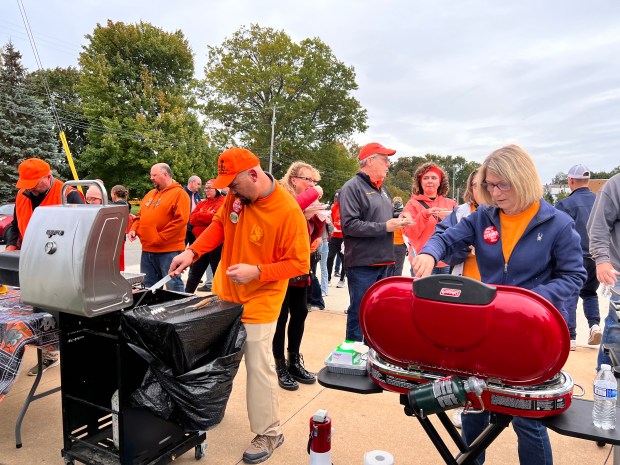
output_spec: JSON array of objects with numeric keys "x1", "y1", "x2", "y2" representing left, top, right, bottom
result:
[
  {"x1": 461, "y1": 205, "x2": 481, "y2": 281},
  {"x1": 499, "y1": 201, "x2": 540, "y2": 264},
  {"x1": 393, "y1": 228, "x2": 404, "y2": 245},
  {"x1": 190, "y1": 182, "x2": 310, "y2": 324}
]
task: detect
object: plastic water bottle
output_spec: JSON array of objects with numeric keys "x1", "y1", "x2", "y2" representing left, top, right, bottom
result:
[
  {"x1": 593, "y1": 364, "x2": 617, "y2": 429},
  {"x1": 602, "y1": 285, "x2": 612, "y2": 298}
]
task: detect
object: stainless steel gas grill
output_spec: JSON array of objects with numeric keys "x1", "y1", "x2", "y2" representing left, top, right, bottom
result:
[{"x1": 15, "y1": 181, "x2": 245, "y2": 465}]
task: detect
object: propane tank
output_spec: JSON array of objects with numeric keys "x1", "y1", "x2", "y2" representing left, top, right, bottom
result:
[
  {"x1": 308, "y1": 408, "x2": 332, "y2": 465},
  {"x1": 407, "y1": 376, "x2": 486, "y2": 417}
]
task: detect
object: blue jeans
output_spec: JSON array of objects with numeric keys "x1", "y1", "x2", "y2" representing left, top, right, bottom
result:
[
  {"x1": 566, "y1": 257, "x2": 600, "y2": 339},
  {"x1": 345, "y1": 265, "x2": 389, "y2": 341},
  {"x1": 320, "y1": 241, "x2": 329, "y2": 295},
  {"x1": 598, "y1": 292, "x2": 620, "y2": 370},
  {"x1": 141, "y1": 251, "x2": 185, "y2": 292},
  {"x1": 462, "y1": 411, "x2": 552, "y2": 465}
]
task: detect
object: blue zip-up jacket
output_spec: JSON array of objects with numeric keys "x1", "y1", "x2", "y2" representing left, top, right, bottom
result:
[
  {"x1": 420, "y1": 200, "x2": 586, "y2": 320},
  {"x1": 555, "y1": 187, "x2": 596, "y2": 257}
]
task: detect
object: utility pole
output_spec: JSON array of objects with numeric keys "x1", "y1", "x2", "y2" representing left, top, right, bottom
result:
[
  {"x1": 452, "y1": 168, "x2": 456, "y2": 199},
  {"x1": 269, "y1": 105, "x2": 277, "y2": 173}
]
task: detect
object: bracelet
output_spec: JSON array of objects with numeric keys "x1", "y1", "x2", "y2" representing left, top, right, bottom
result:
[{"x1": 256, "y1": 265, "x2": 261, "y2": 278}]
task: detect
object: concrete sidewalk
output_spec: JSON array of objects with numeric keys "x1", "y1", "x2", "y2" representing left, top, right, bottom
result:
[{"x1": 0, "y1": 241, "x2": 614, "y2": 464}]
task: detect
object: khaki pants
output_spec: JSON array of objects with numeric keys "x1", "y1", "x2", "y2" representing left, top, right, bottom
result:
[{"x1": 244, "y1": 321, "x2": 281, "y2": 437}]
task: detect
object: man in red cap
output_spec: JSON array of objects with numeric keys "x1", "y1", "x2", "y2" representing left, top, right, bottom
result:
[
  {"x1": 339, "y1": 142, "x2": 413, "y2": 342},
  {"x1": 169, "y1": 147, "x2": 309, "y2": 464},
  {"x1": 5, "y1": 158, "x2": 84, "y2": 375}
]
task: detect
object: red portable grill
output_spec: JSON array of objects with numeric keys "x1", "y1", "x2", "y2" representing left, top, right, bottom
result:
[{"x1": 359, "y1": 275, "x2": 573, "y2": 418}]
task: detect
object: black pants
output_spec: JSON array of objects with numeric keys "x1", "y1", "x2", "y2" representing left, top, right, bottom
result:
[
  {"x1": 272, "y1": 284, "x2": 308, "y2": 359},
  {"x1": 309, "y1": 251, "x2": 325, "y2": 308},
  {"x1": 185, "y1": 228, "x2": 196, "y2": 246},
  {"x1": 326, "y1": 236, "x2": 345, "y2": 282},
  {"x1": 185, "y1": 244, "x2": 223, "y2": 293},
  {"x1": 388, "y1": 243, "x2": 408, "y2": 276}
]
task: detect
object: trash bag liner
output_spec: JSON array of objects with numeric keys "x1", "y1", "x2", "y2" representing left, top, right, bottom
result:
[
  {"x1": 121, "y1": 296, "x2": 242, "y2": 375},
  {"x1": 121, "y1": 298, "x2": 246, "y2": 431}
]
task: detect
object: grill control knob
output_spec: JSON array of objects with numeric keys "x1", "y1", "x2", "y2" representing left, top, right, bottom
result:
[{"x1": 44, "y1": 241, "x2": 57, "y2": 255}]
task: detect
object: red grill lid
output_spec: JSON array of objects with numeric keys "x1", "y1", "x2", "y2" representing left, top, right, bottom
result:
[{"x1": 360, "y1": 275, "x2": 570, "y2": 386}]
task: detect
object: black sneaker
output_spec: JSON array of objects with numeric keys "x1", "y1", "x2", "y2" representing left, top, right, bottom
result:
[{"x1": 28, "y1": 358, "x2": 60, "y2": 376}]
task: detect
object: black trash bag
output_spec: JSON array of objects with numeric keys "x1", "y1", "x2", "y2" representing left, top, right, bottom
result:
[
  {"x1": 128, "y1": 324, "x2": 246, "y2": 431},
  {"x1": 120, "y1": 299, "x2": 246, "y2": 431},
  {"x1": 121, "y1": 296, "x2": 242, "y2": 375}
]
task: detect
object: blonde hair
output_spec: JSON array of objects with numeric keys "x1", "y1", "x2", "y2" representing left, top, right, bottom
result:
[
  {"x1": 280, "y1": 161, "x2": 320, "y2": 196},
  {"x1": 478, "y1": 145, "x2": 543, "y2": 211},
  {"x1": 462, "y1": 169, "x2": 479, "y2": 205}
]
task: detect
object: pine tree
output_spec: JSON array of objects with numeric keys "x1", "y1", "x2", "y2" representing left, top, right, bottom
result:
[{"x1": 0, "y1": 41, "x2": 62, "y2": 203}]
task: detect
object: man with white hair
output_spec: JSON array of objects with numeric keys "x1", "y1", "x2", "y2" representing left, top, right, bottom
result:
[
  {"x1": 339, "y1": 142, "x2": 413, "y2": 342},
  {"x1": 128, "y1": 163, "x2": 189, "y2": 291},
  {"x1": 184, "y1": 175, "x2": 202, "y2": 245}
]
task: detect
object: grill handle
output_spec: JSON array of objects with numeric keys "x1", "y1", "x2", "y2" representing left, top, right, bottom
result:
[{"x1": 62, "y1": 179, "x2": 109, "y2": 206}]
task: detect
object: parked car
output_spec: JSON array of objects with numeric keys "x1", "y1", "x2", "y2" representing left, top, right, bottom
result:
[{"x1": 0, "y1": 203, "x2": 15, "y2": 244}]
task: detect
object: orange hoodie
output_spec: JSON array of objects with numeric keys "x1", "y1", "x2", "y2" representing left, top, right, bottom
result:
[
  {"x1": 131, "y1": 181, "x2": 190, "y2": 252},
  {"x1": 190, "y1": 182, "x2": 310, "y2": 324}
]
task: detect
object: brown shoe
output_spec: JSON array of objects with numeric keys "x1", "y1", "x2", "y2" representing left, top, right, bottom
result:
[
  {"x1": 242, "y1": 434, "x2": 284, "y2": 464},
  {"x1": 588, "y1": 324, "x2": 603, "y2": 345}
]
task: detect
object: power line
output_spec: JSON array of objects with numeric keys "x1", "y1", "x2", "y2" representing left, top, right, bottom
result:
[{"x1": 16, "y1": 0, "x2": 61, "y2": 129}]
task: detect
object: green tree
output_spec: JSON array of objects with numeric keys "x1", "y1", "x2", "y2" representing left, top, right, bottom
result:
[
  {"x1": 78, "y1": 20, "x2": 215, "y2": 197},
  {"x1": 201, "y1": 24, "x2": 368, "y2": 179},
  {"x1": 551, "y1": 172, "x2": 568, "y2": 185},
  {"x1": 543, "y1": 191, "x2": 555, "y2": 205},
  {"x1": 556, "y1": 191, "x2": 569, "y2": 202},
  {"x1": 26, "y1": 66, "x2": 87, "y2": 180},
  {"x1": 591, "y1": 166, "x2": 620, "y2": 179},
  {"x1": 0, "y1": 42, "x2": 63, "y2": 203}
]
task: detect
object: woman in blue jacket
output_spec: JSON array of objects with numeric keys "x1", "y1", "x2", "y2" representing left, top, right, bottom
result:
[{"x1": 412, "y1": 145, "x2": 585, "y2": 465}]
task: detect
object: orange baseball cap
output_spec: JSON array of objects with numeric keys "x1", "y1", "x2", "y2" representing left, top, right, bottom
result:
[
  {"x1": 358, "y1": 142, "x2": 396, "y2": 161},
  {"x1": 16, "y1": 158, "x2": 51, "y2": 189},
  {"x1": 212, "y1": 148, "x2": 260, "y2": 188}
]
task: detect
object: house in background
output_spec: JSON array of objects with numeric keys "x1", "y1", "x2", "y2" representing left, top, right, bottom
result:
[{"x1": 544, "y1": 179, "x2": 608, "y2": 204}]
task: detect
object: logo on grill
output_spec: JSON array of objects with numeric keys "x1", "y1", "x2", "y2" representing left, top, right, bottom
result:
[{"x1": 440, "y1": 288, "x2": 461, "y2": 297}]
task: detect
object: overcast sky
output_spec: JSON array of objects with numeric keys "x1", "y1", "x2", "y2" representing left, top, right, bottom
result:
[{"x1": 2, "y1": 0, "x2": 619, "y2": 183}]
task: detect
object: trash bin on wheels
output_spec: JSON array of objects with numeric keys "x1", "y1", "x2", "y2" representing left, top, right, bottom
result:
[{"x1": 58, "y1": 290, "x2": 245, "y2": 465}]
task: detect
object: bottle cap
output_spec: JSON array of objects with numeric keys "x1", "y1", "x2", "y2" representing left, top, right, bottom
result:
[{"x1": 601, "y1": 364, "x2": 612, "y2": 371}]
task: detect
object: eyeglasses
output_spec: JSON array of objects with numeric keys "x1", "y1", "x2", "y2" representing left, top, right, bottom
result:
[
  {"x1": 370, "y1": 155, "x2": 391, "y2": 165},
  {"x1": 481, "y1": 181, "x2": 512, "y2": 192},
  {"x1": 86, "y1": 197, "x2": 102, "y2": 204},
  {"x1": 294, "y1": 176, "x2": 317, "y2": 184}
]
